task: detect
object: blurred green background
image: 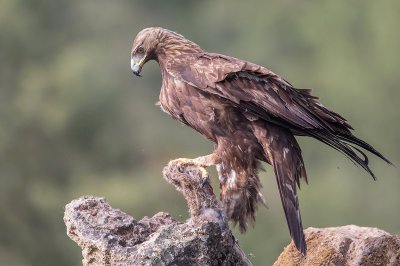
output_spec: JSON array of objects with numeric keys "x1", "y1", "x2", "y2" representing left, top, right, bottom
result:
[{"x1": 1, "y1": 1, "x2": 399, "y2": 265}]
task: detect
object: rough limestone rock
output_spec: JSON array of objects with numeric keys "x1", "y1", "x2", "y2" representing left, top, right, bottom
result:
[
  {"x1": 64, "y1": 160, "x2": 399, "y2": 266},
  {"x1": 64, "y1": 162, "x2": 251, "y2": 266},
  {"x1": 273, "y1": 225, "x2": 400, "y2": 266}
]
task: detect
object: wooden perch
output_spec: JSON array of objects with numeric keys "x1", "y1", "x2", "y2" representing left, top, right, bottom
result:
[{"x1": 64, "y1": 162, "x2": 252, "y2": 266}]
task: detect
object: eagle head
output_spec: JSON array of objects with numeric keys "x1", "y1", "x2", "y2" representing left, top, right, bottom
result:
[
  {"x1": 131, "y1": 27, "x2": 202, "y2": 77},
  {"x1": 130, "y1": 27, "x2": 162, "y2": 76}
]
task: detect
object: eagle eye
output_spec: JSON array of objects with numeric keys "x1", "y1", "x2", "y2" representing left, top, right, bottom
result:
[{"x1": 137, "y1": 47, "x2": 145, "y2": 54}]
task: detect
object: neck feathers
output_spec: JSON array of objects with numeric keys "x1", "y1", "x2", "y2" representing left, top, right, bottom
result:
[{"x1": 155, "y1": 29, "x2": 203, "y2": 61}]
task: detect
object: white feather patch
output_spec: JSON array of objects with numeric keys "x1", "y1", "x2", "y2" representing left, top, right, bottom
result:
[
  {"x1": 283, "y1": 147, "x2": 290, "y2": 159},
  {"x1": 227, "y1": 169, "x2": 237, "y2": 189},
  {"x1": 216, "y1": 164, "x2": 225, "y2": 182}
]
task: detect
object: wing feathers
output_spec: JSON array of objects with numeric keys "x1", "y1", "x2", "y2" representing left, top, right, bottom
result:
[{"x1": 167, "y1": 52, "x2": 391, "y2": 176}]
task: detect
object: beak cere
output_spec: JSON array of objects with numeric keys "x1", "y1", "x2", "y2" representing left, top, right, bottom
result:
[{"x1": 131, "y1": 57, "x2": 144, "y2": 77}]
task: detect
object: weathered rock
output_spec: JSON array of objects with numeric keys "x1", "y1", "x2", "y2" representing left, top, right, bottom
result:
[
  {"x1": 64, "y1": 162, "x2": 251, "y2": 266},
  {"x1": 65, "y1": 161, "x2": 400, "y2": 265},
  {"x1": 273, "y1": 225, "x2": 400, "y2": 266}
]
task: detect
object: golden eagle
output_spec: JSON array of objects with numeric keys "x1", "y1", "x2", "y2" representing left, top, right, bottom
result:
[{"x1": 130, "y1": 27, "x2": 391, "y2": 255}]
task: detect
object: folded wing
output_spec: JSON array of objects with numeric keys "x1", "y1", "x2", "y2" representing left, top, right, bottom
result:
[{"x1": 166, "y1": 53, "x2": 391, "y2": 178}]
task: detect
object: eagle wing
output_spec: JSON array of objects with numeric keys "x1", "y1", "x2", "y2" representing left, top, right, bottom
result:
[
  {"x1": 166, "y1": 52, "x2": 351, "y2": 133},
  {"x1": 166, "y1": 53, "x2": 390, "y2": 176}
]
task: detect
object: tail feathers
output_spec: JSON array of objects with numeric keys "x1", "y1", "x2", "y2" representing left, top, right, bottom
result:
[
  {"x1": 266, "y1": 133, "x2": 308, "y2": 255},
  {"x1": 272, "y1": 161, "x2": 307, "y2": 255},
  {"x1": 252, "y1": 122, "x2": 308, "y2": 255}
]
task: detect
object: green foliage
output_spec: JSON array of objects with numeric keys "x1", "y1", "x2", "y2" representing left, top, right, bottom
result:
[{"x1": 0, "y1": 1, "x2": 399, "y2": 265}]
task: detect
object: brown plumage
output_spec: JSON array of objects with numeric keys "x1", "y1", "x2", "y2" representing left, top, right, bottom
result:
[{"x1": 130, "y1": 27, "x2": 391, "y2": 255}]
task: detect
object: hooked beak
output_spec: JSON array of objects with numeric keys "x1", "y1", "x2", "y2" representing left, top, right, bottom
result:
[{"x1": 131, "y1": 56, "x2": 145, "y2": 77}]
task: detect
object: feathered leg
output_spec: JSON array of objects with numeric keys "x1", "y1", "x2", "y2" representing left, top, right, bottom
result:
[
  {"x1": 216, "y1": 137, "x2": 266, "y2": 232},
  {"x1": 217, "y1": 161, "x2": 266, "y2": 232}
]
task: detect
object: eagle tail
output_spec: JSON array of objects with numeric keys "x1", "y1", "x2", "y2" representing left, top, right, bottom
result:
[
  {"x1": 253, "y1": 122, "x2": 307, "y2": 255},
  {"x1": 269, "y1": 136, "x2": 307, "y2": 255}
]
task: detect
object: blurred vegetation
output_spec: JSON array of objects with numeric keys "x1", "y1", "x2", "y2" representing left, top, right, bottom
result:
[{"x1": 0, "y1": 1, "x2": 399, "y2": 265}]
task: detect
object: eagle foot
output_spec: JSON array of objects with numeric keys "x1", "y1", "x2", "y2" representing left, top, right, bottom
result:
[{"x1": 168, "y1": 158, "x2": 209, "y2": 178}]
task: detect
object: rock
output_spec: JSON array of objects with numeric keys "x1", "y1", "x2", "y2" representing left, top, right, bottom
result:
[
  {"x1": 64, "y1": 161, "x2": 400, "y2": 266},
  {"x1": 273, "y1": 225, "x2": 400, "y2": 266},
  {"x1": 64, "y1": 161, "x2": 251, "y2": 266}
]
